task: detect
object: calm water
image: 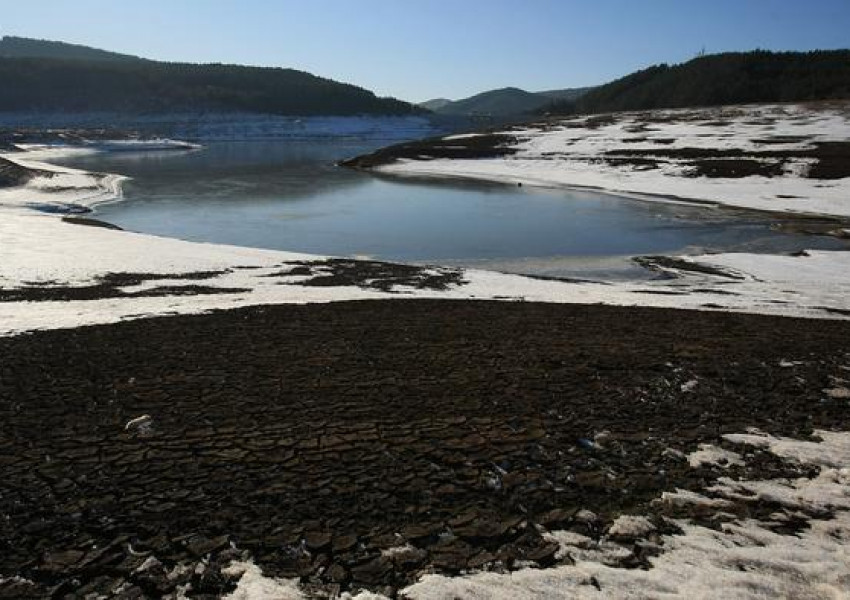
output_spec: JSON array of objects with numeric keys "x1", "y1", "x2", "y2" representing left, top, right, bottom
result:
[{"x1": 53, "y1": 140, "x2": 847, "y2": 279}]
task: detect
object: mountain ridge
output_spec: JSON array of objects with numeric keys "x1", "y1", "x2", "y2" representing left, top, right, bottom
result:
[
  {"x1": 420, "y1": 86, "x2": 593, "y2": 116},
  {"x1": 0, "y1": 36, "x2": 144, "y2": 62},
  {"x1": 0, "y1": 36, "x2": 422, "y2": 117}
]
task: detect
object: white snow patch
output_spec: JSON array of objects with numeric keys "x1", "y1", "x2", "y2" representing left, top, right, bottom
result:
[
  {"x1": 825, "y1": 387, "x2": 850, "y2": 399},
  {"x1": 606, "y1": 515, "x2": 656, "y2": 539},
  {"x1": 442, "y1": 133, "x2": 483, "y2": 140},
  {"x1": 680, "y1": 378, "x2": 699, "y2": 393},
  {"x1": 398, "y1": 429, "x2": 850, "y2": 599},
  {"x1": 221, "y1": 561, "x2": 305, "y2": 600},
  {"x1": 379, "y1": 103, "x2": 850, "y2": 218},
  {"x1": 85, "y1": 138, "x2": 202, "y2": 152},
  {"x1": 687, "y1": 444, "x2": 744, "y2": 468},
  {"x1": 380, "y1": 544, "x2": 418, "y2": 558}
]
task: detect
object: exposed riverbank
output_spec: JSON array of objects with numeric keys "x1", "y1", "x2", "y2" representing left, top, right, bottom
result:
[
  {"x1": 2, "y1": 300, "x2": 850, "y2": 598},
  {"x1": 1, "y1": 118, "x2": 850, "y2": 598},
  {"x1": 345, "y1": 102, "x2": 850, "y2": 219},
  {"x1": 2, "y1": 138, "x2": 850, "y2": 337}
]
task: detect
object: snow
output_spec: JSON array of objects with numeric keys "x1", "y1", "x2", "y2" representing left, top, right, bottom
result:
[
  {"x1": 397, "y1": 429, "x2": 850, "y2": 599},
  {"x1": 3, "y1": 106, "x2": 850, "y2": 337},
  {"x1": 0, "y1": 149, "x2": 125, "y2": 209},
  {"x1": 687, "y1": 444, "x2": 744, "y2": 468},
  {"x1": 606, "y1": 515, "x2": 656, "y2": 539},
  {"x1": 221, "y1": 561, "x2": 304, "y2": 600},
  {"x1": 3, "y1": 196, "x2": 850, "y2": 335},
  {"x1": 84, "y1": 138, "x2": 202, "y2": 151},
  {"x1": 442, "y1": 133, "x2": 483, "y2": 140},
  {"x1": 378, "y1": 103, "x2": 850, "y2": 218}
]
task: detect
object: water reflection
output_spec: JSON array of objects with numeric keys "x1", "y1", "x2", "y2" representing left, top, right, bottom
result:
[{"x1": 52, "y1": 141, "x2": 848, "y2": 279}]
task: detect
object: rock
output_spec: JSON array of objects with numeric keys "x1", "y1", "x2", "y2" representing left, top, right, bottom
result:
[
  {"x1": 662, "y1": 447, "x2": 686, "y2": 461},
  {"x1": 304, "y1": 531, "x2": 332, "y2": 551},
  {"x1": 332, "y1": 535, "x2": 358, "y2": 553},
  {"x1": 430, "y1": 539, "x2": 476, "y2": 570},
  {"x1": 327, "y1": 563, "x2": 348, "y2": 583},
  {"x1": 575, "y1": 509, "x2": 598, "y2": 523},
  {"x1": 124, "y1": 414, "x2": 153, "y2": 436},
  {"x1": 40, "y1": 549, "x2": 85, "y2": 574},
  {"x1": 454, "y1": 515, "x2": 523, "y2": 540},
  {"x1": 186, "y1": 535, "x2": 229, "y2": 557},
  {"x1": 538, "y1": 508, "x2": 576, "y2": 528},
  {"x1": 350, "y1": 556, "x2": 392, "y2": 585}
]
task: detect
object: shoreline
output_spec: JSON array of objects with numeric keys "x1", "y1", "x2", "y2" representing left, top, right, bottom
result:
[
  {"x1": 348, "y1": 102, "x2": 850, "y2": 220},
  {"x1": 1, "y1": 118, "x2": 850, "y2": 598},
  {"x1": 2, "y1": 137, "x2": 850, "y2": 337},
  {"x1": 367, "y1": 167, "x2": 850, "y2": 226}
]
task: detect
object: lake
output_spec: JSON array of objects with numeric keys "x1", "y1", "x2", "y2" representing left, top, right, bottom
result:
[{"x1": 52, "y1": 140, "x2": 847, "y2": 280}]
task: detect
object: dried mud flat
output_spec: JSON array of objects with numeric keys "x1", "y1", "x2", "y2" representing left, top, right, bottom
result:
[{"x1": 2, "y1": 300, "x2": 850, "y2": 598}]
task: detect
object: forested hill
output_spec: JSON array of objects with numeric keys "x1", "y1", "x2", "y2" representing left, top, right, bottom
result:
[
  {"x1": 0, "y1": 36, "x2": 143, "y2": 62},
  {"x1": 422, "y1": 86, "x2": 592, "y2": 116},
  {"x1": 0, "y1": 37, "x2": 421, "y2": 116},
  {"x1": 545, "y1": 50, "x2": 850, "y2": 115}
]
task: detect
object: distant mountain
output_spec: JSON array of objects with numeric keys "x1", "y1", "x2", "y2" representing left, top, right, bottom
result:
[
  {"x1": 419, "y1": 98, "x2": 453, "y2": 111},
  {"x1": 0, "y1": 36, "x2": 143, "y2": 62},
  {"x1": 545, "y1": 50, "x2": 850, "y2": 115},
  {"x1": 536, "y1": 87, "x2": 594, "y2": 102},
  {"x1": 427, "y1": 86, "x2": 592, "y2": 116},
  {"x1": 0, "y1": 36, "x2": 422, "y2": 116}
]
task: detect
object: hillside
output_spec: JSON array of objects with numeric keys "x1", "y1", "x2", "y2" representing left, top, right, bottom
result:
[
  {"x1": 418, "y1": 98, "x2": 452, "y2": 111},
  {"x1": 545, "y1": 50, "x2": 850, "y2": 115},
  {"x1": 0, "y1": 37, "x2": 421, "y2": 116},
  {"x1": 424, "y1": 86, "x2": 592, "y2": 116},
  {"x1": 0, "y1": 36, "x2": 143, "y2": 62},
  {"x1": 536, "y1": 87, "x2": 594, "y2": 102}
]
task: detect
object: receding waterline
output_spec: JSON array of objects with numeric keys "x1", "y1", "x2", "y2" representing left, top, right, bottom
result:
[{"x1": 51, "y1": 140, "x2": 847, "y2": 280}]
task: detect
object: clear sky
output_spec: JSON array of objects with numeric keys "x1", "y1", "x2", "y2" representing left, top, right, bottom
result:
[{"x1": 2, "y1": 0, "x2": 848, "y2": 102}]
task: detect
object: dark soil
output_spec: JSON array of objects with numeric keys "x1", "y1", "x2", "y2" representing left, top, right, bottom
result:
[
  {"x1": 2, "y1": 300, "x2": 849, "y2": 597},
  {"x1": 62, "y1": 216, "x2": 124, "y2": 230},
  {"x1": 280, "y1": 259, "x2": 465, "y2": 293},
  {"x1": 339, "y1": 134, "x2": 519, "y2": 169},
  {"x1": 604, "y1": 141, "x2": 850, "y2": 179},
  {"x1": 0, "y1": 271, "x2": 235, "y2": 303},
  {"x1": 633, "y1": 256, "x2": 745, "y2": 279},
  {"x1": 687, "y1": 159, "x2": 785, "y2": 178},
  {"x1": 0, "y1": 157, "x2": 46, "y2": 188}
]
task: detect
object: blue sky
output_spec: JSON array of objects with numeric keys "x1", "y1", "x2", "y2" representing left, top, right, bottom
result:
[{"x1": 2, "y1": 0, "x2": 848, "y2": 102}]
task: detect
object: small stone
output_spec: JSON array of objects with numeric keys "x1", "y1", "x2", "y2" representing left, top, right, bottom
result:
[
  {"x1": 327, "y1": 563, "x2": 348, "y2": 583},
  {"x1": 350, "y1": 556, "x2": 392, "y2": 584},
  {"x1": 41, "y1": 549, "x2": 85, "y2": 574},
  {"x1": 304, "y1": 531, "x2": 332, "y2": 551},
  {"x1": 575, "y1": 509, "x2": 598, "y2": 523},
  {"x1": 332, "y1": 535, "x2": 357, "y2": 553},
  {"x1": 124, "y1": 414, "x2": 153, "y2": 436}
]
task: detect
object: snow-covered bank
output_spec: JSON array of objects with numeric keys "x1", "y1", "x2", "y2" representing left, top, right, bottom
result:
[
  {"x1": 2, "y1": 133, "x2": 850, "y2": 336},
  {"x1": 0, "y1": 113, "x2": 440, "y2": 142},
  {"x1": 0, "y1": 147, "x2": 126, "y2": 209},
  {"x1": 3, "y1": 208, "x2": 850, "y2": 336},
  {"x1": 375, "y1": 102, "x2": 850, "y2": 219}
]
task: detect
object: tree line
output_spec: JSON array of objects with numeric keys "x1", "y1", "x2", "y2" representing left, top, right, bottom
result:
[
  {"x1": 544, "y1": 50, "x2": 850, "y2": 115},
  {"x1": 0, "y1": 57, "x2": 422, "y2": 116}
]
